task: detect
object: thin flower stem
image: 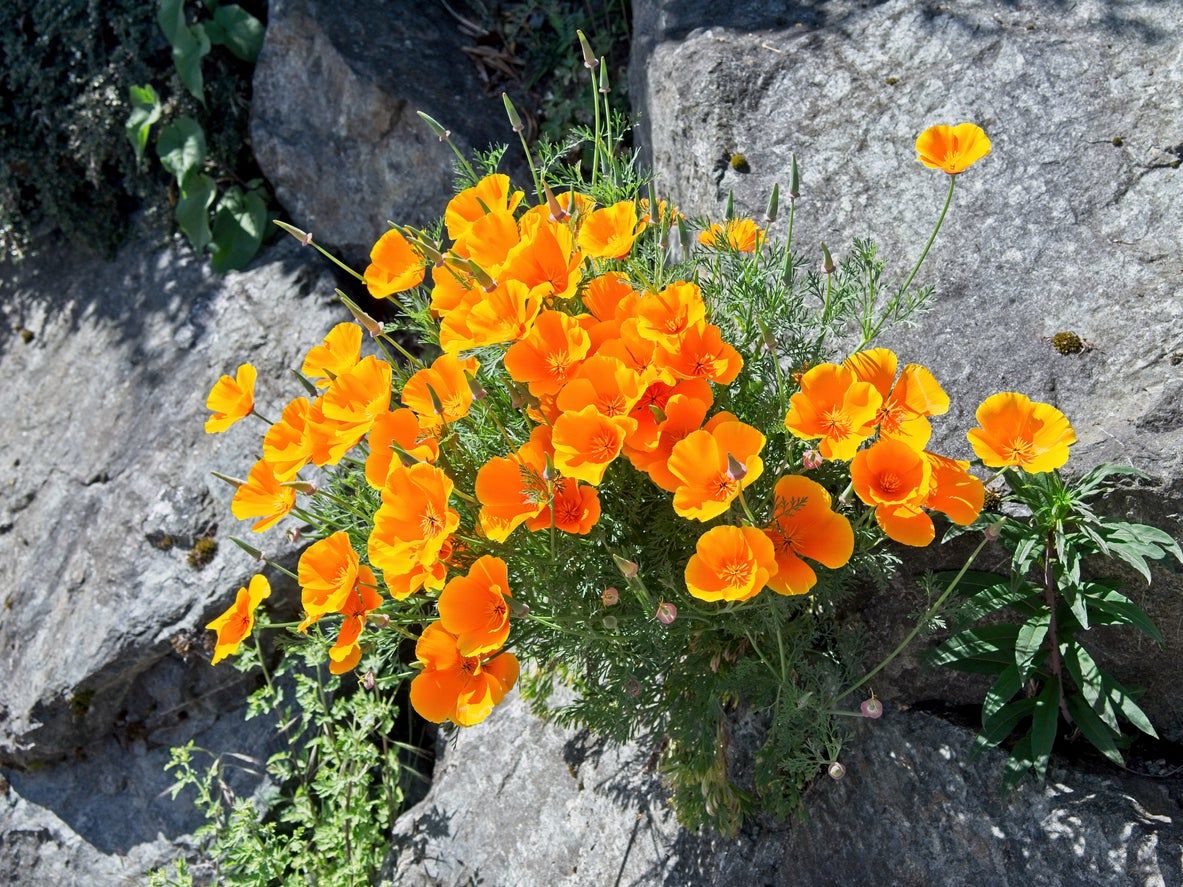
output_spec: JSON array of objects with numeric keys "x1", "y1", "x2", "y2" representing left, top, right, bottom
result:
[
  {"x1": 517, "y1": 130, "x2": 544, "y2": 203},
  {"x1": 780, "y1": 199, "x2": 796, "y2": 284},
  {"x1": 833, "y1": 534, "x2": 990, "y2": 704},
  {"x1": 263, "y1": 558, "x2": 299, "y2": 581},
  {"x1": 899, "y1": 174, "x2": 955, "y2": 298},
  {"x1": 311, "y1": 241, "x2": 364, "y2": 282},
  {"x1": 736, "y1": 487, "x2": 759, "y2": 526},
  {"x1": 589, "y1": 75, "x2": 602, "y2": 187},
  {"x1": 380, "y1": 332, "x2": 423, "y2": 368},
  {"x1": 253, "y1": 632, "x2": 274, "y2": 696},
  {"x1": 250, "y1": 408, "x2": 274, "y2": 425}
]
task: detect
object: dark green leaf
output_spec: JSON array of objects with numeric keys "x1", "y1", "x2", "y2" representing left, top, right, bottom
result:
[
  {"x1": 982, "y1": 664, "x2": 1022, "y2": 723},
  {"x1": 1065, "y1": 693, "x2": 1124, "y2": 766},
  {"x1": 125, "y1": 84, "x2": 161, "y2": 163},
  {"x1": 956, "y1": 580, "x2": 1043, "y2": 624},
  {"x1": 175, "y1": 172, "x2": 216, "y2": 253},
  {"x1": 157, "y1": 117, "x2": 207, "y2": 183},
  {"x1": 1085, "y1": 586, "x2": 1163, "y2": 643},
  {"x1": 976, "y1": 697, "x2": 1036, "y2": 750},
  {"x1": 929, "y1": 624, "x2": 1020, "y2": 670},
  {"x1": 211, "y1": 5, "x2": 265, "y2": 61},
  {"x1": 1065, "y1": 587, "x2": 1089, "y2": 630},
  {"x1": 1103, "y1": 674, "x2": 1158, "y2": 739},
  {"x1": 210, "y1": 188, "x2": 267, "y2": 272},
  {"x1": 1061, "y1": 641, "x2": 1117, "y2": 730},
  {"x1": 1015, "y1": 612, "x2": 1050, "y2": 678},
  {"x1": 174, "y1": 23, "x2": 211, "y2": 101},
  {"x1": 156, "y1": 0, "x2": 187, "y2": 45},
  {"x1": 1030, "y1": 679, "x2": 1059, "y2": 778},
  {"x1": 1003, "y1": 733, "x2": 1034, "y2": 791},
  {"x1": 1073, "y1": 462, "x2": 1148, "y2": 500}
]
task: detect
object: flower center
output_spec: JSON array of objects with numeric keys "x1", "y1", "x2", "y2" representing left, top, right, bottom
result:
[
  {"x1": 719, "y1": 558, "x2": 753, "y2": 587},
  {"x1": 547, "y1": 350, "x2": 572, "y2": 379},
  {"x1": 821, "y1": 408, "x2": 852, "y2": 439},
  {"x1": 588, "y1": 429, "x2": 619, "y2": 462},
  {"x1": 557, "y1": 498, "x2": 582, "y2": 524},
  {"x1": 878, "y1": 471, "x2": 902, "y2": 495},
  {"x1": 598, "y1": 393, "x2": 627, "y2": 416},
  {"x1": 420, "y1": 505, "x2": 443, "y2": 538},
  {"x1": 1005, "y1": 437, "x2": 1034, "y2": 464},
  {"x1": 711, "y1": 472, "x2": 738, "y2": 501}
]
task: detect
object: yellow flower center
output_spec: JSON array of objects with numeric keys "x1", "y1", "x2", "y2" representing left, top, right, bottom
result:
[
  {"x1": 821, "y1": 408, "x2": 852, "y2": 439},
  {"x1": 711, "y1": 472, "x2": 738, "y2": 501},
  {"x1": 547, "y1": 350, "x2": 572, "y2": 379},
  {"x1": 598, "y1": 393, "x2": 627, "y2": 416},
  {"x1": 1004, "y1": 437, "x2": 1034, "y2": 464},
  {"x1": 718, "y1": 558, "x2": 753, "y2": 588},
  {"x1": 878, "y1": 471, "x2": 902, "y2": 495},
  {"x1": 420, "y1": 505, "x2": 443, "y2": 538}
]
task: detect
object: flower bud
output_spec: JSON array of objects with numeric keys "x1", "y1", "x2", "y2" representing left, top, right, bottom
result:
[
  {"x1": 725, "y1": 188, "x2": 735, "y2": 220},
  {"x1": 468, "y1": 377, "x2": 487, "y2": 402},
  {"x1": 417, "y1": 111, "x2": 451, "y2": 142},
  {"x1": 362, "y1": 670, "x2": 376, "y2": 691},
  {"x1": 598, "y1": 57, "x2": 610, "y2": 93},
  {"x1": 802, "y1": 449, "x2": 824, "y2": 470},
  {"x1": 626, "y1": 677, "x2": 641, "y2": 697},
  {"x1": 860, "y1": 697, "x2": 884, "y2": 719},
  {"x1": 508, "y1": 598, "x2": 531, "y2": 618},
  {"x1": 789, "y1": 154, "x2": 800, "y2": 200},
  {"x1": 613, "y1": 554, "x2": 639, "y2": 579},
  {"x1": 369, "y1": 614, "x2": 391, "y2": 630},
  {"x1": 601, "y1": 615, "x2": 618, "y2": 631},
  {"x1": 984, "y1": 519, "x2": 1004, "y2": 541},
  {"x1": 655, "y1": 601, "x2": 678, "y2": 625},
  {"x1": 821, "y1": 242, "x2": 835, "y2": 274},
  {"x1": 827, "y1": 761, "x2": 845, "y2": 780},
  {"x1": 338, "y1": 292, "x2": 385, "y2": 338},
  {"x1": 501, "y1": 92, "x2": 524, "y2": 133},
  {"x1": 230, "y1": 536, "x2": 265, "y2": 561},
  {"x1": 542, "y1": 182, "x2": 569, "y2": 222},
  {"x1": 274, "y1": 219, "x2": 312, "y2": 245},
  {"x1": 211, "y1": 470, "x2": 246, "y2": 489},
  {"x1": 601, "y1": 586, "x2": 620, "y2": 606},
  {"x1": 648, "y1": 404, "x2": 668, "y2": 424},
  {"x1": 576, "y1": 30, "x2": 598, "y2": 69},
  {"x1": 286, "y1": 527, "x2": 303, "y2": 544},
  {"x1": 725, "y1": 453, "x2": 748, "y2": 482},
  {"x1": 765, "y1": 182, "x2": 780, "y2": 223}
]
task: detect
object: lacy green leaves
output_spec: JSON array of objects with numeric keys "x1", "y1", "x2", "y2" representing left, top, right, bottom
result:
[{"x1": 930, "y1": 465, "x2": 1181, "y2": 787}]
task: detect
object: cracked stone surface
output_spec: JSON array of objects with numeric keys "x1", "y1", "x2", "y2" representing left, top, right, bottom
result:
[{"x1": 632, "y1": 0, "x2": 1183, "y2": 739}]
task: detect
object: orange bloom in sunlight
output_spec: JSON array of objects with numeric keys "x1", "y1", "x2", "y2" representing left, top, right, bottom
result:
[
  {"x1": 302, "y1": 322, "x2": 362, "y2": 388},
  {"x1": 555, "y1": 355, "x2": 645, "y2": 418},
  {"x1": 851, "y1": 438, "x2": 934, "y2": 546},
  {"x1": 583, "y1": 271, "x2": 636, "y2": 322},
  {"x1": 624, "y1": 377, "x2": 712, "y2": 457},
  {"x1": 204, "y1": 363, "x2": 255, "y2": 433},
  {"x1": 365, "y1": 228, "x2": 426, "y2": 298},
  {"x1": 684, "y1": 526, "x2": 777, "y2": 602},
  {"x1": 698, "y1": 218, "x2": 766, "y2": 252},
  {"x1": 409, "y1": 622, "x2": 519, "y2": 727},
  {"x1": 552, "y1": 405, "x2": 634, "y2": 485},
  {"x1": 577, "y1": 201, "x2": 647, "y2": 259},
  {"x1": 402, "y1": 354, "x2": 480, "y2": 432},
  {"x1": 502, "y1": 215, "x2": 582, "y2": 299},
  {"x1": 298, "y1": 532, "x2": 360, "y2": 626},
  {"x1": 430, "y1": 265, "x2": 477, "y2": 317},
  {"x1": 231, "y1": 459, "x2": 296, "y2": 532},
  {"x1": 306, "y1": 397, "x2": 369, "y2": 466},
  {"x1": 526, "y1": 477, "x2": 601, "y2": 536},
  {"x1": 924, "y1": 452, "x2": 985, "y2": 527},
  {"x1": 667, "y1": 419, "x2": 765, "y2": 521},
  {"x1": 475, "y1": 427, "x2": 550, "y2": 542},
  {"x1": 320, "y1": 355, "x2": 392, "y2": 431},
  {"x1": 437, "y1": 555, "x2": 513, "y2": 656},
  {"x1": 635, "y1": 281, "x2": 707, "y2": 349},
  {"x1": 784, "y1": 362, "x2": 882, "y2": 460},
  {"x1": 445, "y1": 174, "x2": 524, "y2": 241},
  {"x1": 207, "y1": 574, "x2": 271, "y2": 664},
  {"x1": 844, "y1": 349, "x2": 949, "y2": 451},
  {"x1": 967, "y1": 392, "x2": 1076, "y2": 473},
  {"x1": 915, "y1": 123, "x2": 991, "y2": 174},
  {"x1": 368, "y1": 463, "x2": 459, "y2": 593},
  {"x1": 328, "y1": 566, "x2": 382, "y2": 675},
  {"x1": 365, "y1": 408, "x2": 440, "y2": 489},
  {"x1": 763, "y1": 475, "x2": 854, "y2": 596},
  {"x1": 504, "y1": 310, "x2": 592, "y2": 397},
  {"x1": 439, "y1": 278, "x2": 545, "y2": 353},
  {"x1": 632, "y1": 392, "x2": 714, "y2": 490},
  {"x1": 657, "y1": 322, "x2": 744, "y2": 385},
  {"x1": 452, "y1": 210, "x2": 521, "y2": 271},
  {"x1": 262, "y1": 396, "x2": 313, "y2": 480}
]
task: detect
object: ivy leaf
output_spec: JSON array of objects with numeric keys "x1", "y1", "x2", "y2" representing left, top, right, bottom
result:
[
  {"x1": 1014, "y1": 612, "x2": 1050, "y2": 679},
  {"x1": 210, "y1": 5, "x2": 265, "y2": 62},
  {"x1": 125, "y1": 84, "x2": 162, "y2": 163},
  {"x1": 157, "y1": 117, "x2": 207, "y2": 184},
  {"x1": 156, "y1": 0, "x2": 187, "y2": 45},
  {"x1": 175, "y1": 171, "x2": 216, "y2": 253},
  {"x1": 1029, "y1": 679, "x2": 1059, "y2": 778},
  {"x1": 210, "y1": 187, "x2": 267, "y2": 272},
  {"x1": 157, "y1": 0, "x2": 210, "y2": 101}
]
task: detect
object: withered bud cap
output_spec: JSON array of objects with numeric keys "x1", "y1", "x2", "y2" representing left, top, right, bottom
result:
[
  {"x1": 655, "y1": 601, "x2": 678, "y2": 625},
  {"x1": 860, "y1": 697, "x2": 884, "y2": 719},
  {"x1": 362, "y1": 670, "x2": 377, "y2": 691},
  {"x1": 827, "y1": 761, "x2": 846, "y2": 780},
  {"x1": 601, "y1": 586, "x2": 620, "y2": 606},
  {"x1": 725, "y1": 453, "x2": 748, "y2": 482}
]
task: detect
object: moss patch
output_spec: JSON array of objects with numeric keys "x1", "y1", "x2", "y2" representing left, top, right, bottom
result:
[{"x1": 188, "y1": 535, "x2": 218, "y2": 569}]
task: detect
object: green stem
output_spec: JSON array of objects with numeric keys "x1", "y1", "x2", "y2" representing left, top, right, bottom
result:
[
  {"x1": 589, "y1": 75, "x2": 602, "y2": 186},
  {"x1": 517, "y1": 130, "x2": 543, "y2": 203},
  {"x1": 899, "y1": 174, "x2": 955, "y2": 298},
  {"x1": 833, "y1": 534, "x2": 989, "y2": 704}
]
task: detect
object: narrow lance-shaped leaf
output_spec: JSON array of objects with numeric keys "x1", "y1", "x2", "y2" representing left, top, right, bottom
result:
[
  {"x1": 1014, "y1": 611, "x2": 1050, "y2": 679},
  {"x1": 1029, "y1": 678, "x2": 1059, "y2": 779},
  {"x1": 1065, "y1": 693, "x2": 1125, "y2": 766},
  {"x1": 125, "y1": 84, "x2": 161, "y2": 163}
]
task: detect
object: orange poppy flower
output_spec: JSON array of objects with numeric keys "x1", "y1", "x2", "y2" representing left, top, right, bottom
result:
[
  {"x1": 365, "y1": 408, "x2": 440, "y2": 489},
  {"x1": 504, "y1": 310, "x2": 592, "y2": 397},
  {"x1": 231, "y1": 459, "x2": 296, "y2": 532},
  {"x1": 401, "y1": 354, "x2": 479, "y2": 432},
  {"x1": 635, "y1": 281, "x2": 707, "y2": 349},
  {"x1": 502, "y1": 215, "x2": 582, "y2": 299},
  {"x1": 409, "y1": 622, "x2": 519, "y2": 726},
  {"x1": 475, "y1": 426, "x2": 551, "y2": 542},
  {"x1": 262, "y1": 396, "x2": 313, "y2": 480},
  {"x1": 583, "y1": 271, "x2": 637, "y2": 322},
  {"x1": 667, "y1": 419, "x2": 765, "y2": 521},
  {"x1": 430, "y1": 265, "x2": 477, "y2": 317},
  {"x1": 328, "y1": 566, "x2": 382, "y2": 675},
  {"x1": 656, "y1": 322, "x2": 744, "y2": 385},
  {"x1": 444, "y1": 174, "x2": 524, "y2": 241},
  {"x1": 966, "y1": 392, "x2": 1076, "y2": 473},
  {"x1": 632, "y1": 392, "x2": 715, "y2": 490},
  {"x1": 763, "y1": 475, "x2": 854, "y2": 595},
  {"x1": 365, "y1": 228, "x2": 426, "y2": 298},
  {"x1": 452, "y1": 210, "x2": 521, "y2": 272},
  {"x1": 594, "y1": 318, "x2": 667, "y2": 388},
  {"x1": 843, "y1": 349, "x2": 949, "y2": 451},
  {"x1": 698, "y1": 218, "x2": 766, "y2": 252},
  {"x1": 437, "y1": 555, "x2": 513, "y2": 656},
  {"x1": 555, "y1": 355, "x2": 645, "y2": 418},
  {"x1": 320, "y1": 355, "x2": 392, "y2": 433},
  {"x1": 204, "y1": 363, "x2": 256, "y2": 433},
  {"x1": 298, "y1": 531, "x2": 360, "y2": 627},
  {"x1": 302, "y1": 322, "x2": 362, "y2": 388},
  {"x1": 915, "y1": 123, "x2": 991, "y2": 175},
  {"x1": 924, "y1": 452, "x2": 985, "y2": 526},
  {"x1": 577, "y1": 200, "x2": 648, "y2": 259},
  {"x1": 684, "y1": 525, "x2": 778, "y2": 602},
  {"x1": 206, "y1": 574, "x2": 271, "y2": 664},
  {"x1": 439, "y1": 278, "x2": 546, "y2": 353},
  {"x1": 306, "y1": 396, "x2": 369, "y2": 466},
  {"x1": 551, "y1": 405, "x2": 635, "y2": 485},
  {"x1": 526, "y1": 477, "x2": 601, "y2": 535},
  {"x1": 784, "y1": 362, "x2": 883, "y2": 460},
  {"x1": 623, "y1": 378, "x2": 712, "y2": 458},
  {"x1": 368, "y1": 463, "x2": 459, "y2": 591},
  {"x1": 850, "y1": 439, "x2": 934, "y2": 546}
]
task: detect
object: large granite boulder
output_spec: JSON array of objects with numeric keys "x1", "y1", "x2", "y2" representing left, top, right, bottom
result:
[
  {"x1": 388, "y1": 694, "x2": 1182, "y2": 885},
  {"x1": 251, "y1": 0, "x2": 514, "y2": 262},
  {"x1": 632, "y1": 0, "x2": 1183, "y2": 738}
]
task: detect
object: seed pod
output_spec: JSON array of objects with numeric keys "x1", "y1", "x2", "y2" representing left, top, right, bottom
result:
[
  {"x1": 601, "y1": 586, "x2": 620, "y2": 606},
  {"x1": 655, "y1": 601, "x2": 678, "y2": 625},
  {"x1": 860, "y1": 697, "x2": 884, "y2": 719},
  {"x1": 827, "y1": 761, "x2": 846, "y2": 780}
]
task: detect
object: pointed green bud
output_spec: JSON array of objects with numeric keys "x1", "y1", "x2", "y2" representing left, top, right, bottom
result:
[
  {"x1": 501, "y1": 92, "x2": 523, "y2": 133},
  {"x1": 417, "y1": 111, "x2": 451, "y2": 142},
  {"x1": 336, "y1": 289, "x2": 384, "y2": 337},
  {"x1": 576, "y1": 30, "x2": 598, "y2": 69},
  {"x1": 789, "y1": 154, "x2": 800, "y2": 199},
  {"x1": 612, "y1": 554, "x2": 639, "y2": 579},
  {"x1": 821, "y1": 242, "x2": 835, "y2": 274},
  {"x1": 425, "y1": 383, "x2": 446, "y2": 417},
  {"x1": 291, "y1": 368, "x2": 318, "y2": 397},
  {"x1": 649, "y1": 404, "x2": 668, "y2": 424},
  {"x1": 211, "y1": 470, "x2": 245, "y2": 488},
  {"x1": 274, "y1": 219, "x2": 312, "y2": 246},
  {"x1": 281, "y1": 480, "x2": 317, "y2": 493},
  {"x1": 765, "y1": 183, "x2": 780, "y2": 223},
  {"x1": 598, "y1": 57, "x2": 610, "y2": 93},
  {"x1": 230, "y1": 536, "x2": 265, "y2": 561},
  {"x1": 725, "y1": 189, "x2": 735, "y2": 220}
]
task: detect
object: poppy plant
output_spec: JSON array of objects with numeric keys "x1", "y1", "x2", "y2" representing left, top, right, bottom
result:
[
  {"x1": 365, "y1": 408, "x2": 440, "y2": 489},
  {"x1": 763, "y1": 475, "x2": 854, "y2": 595},
  {"x1": 206, "y1": 574, "x2": 271, "y2": 664},
  {"x1": 437, "y1": 555, "x2": 513, "y2": 656},
  {"x1": 850, "y1": 439, "x2": 934, "y2": 546},
  {"x1": 204, "y1": 362, "x2": 256, "y2": 433},
  {"x1": 684, "y1": 525, "x2": 778, "y2": 602},
  {"x1": 262, "y1": 396, "x2": 313, "y2": 481},
  {"x1": 298, "y1": 531, "x2": 361, "y2": 628},
  {"x1": 504, "y1": 309, "x2": 593, "y2": 397},
  {"x1": 667, "y1": 418, "x2": 765, "y2": 520},
  {"x1": 402, "y1": 354, "x2": 480, "y2": 432},
  {"x1": 231, "y1": 459, "x2": 296, "y2": 532},
  {"x1": 365, "y1": 228, "x2": 426, "y2": 298},
  {"x1": 409, "y1": 622, "x2": 520, "y2": 727},
  {"x1": 526, "y1": 477, "x2": 601, "y2": 536},
  {"x1": 551, "y1": 405, "x2": 635, "y2": 485},
  {"x1": 966, "y1": 392, "x2": 1076, "y2": 473},
  {"x1": 475, "y1": 427, "x2": 551, "y2": 542},
  {"x1": 368, "y1": 463, "x2": 460, "y2": 590},
  {"x1": 915, "y1": 123, "x2": 991, "y2": 175},
  {"x1": 843, "y1": 349, "x2": 949, "y2": 451},
  {"x1": 784, "y1": 362, "x2": 883, "y2": 460}
]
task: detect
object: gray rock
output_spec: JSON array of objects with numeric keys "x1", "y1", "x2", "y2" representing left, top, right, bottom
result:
[
  {"x1": 0, "y1": 232, "x2": 339, "y2": 768},
  {"x1": 388, "y1": 693, "x2": 1182, "y2": 886},
  {"x1": 632, "y1": 0, "x2": 1183, "y2": 737},
  {"x1": 251, "y1": 0, "x2": 513, "y2": 262}
]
